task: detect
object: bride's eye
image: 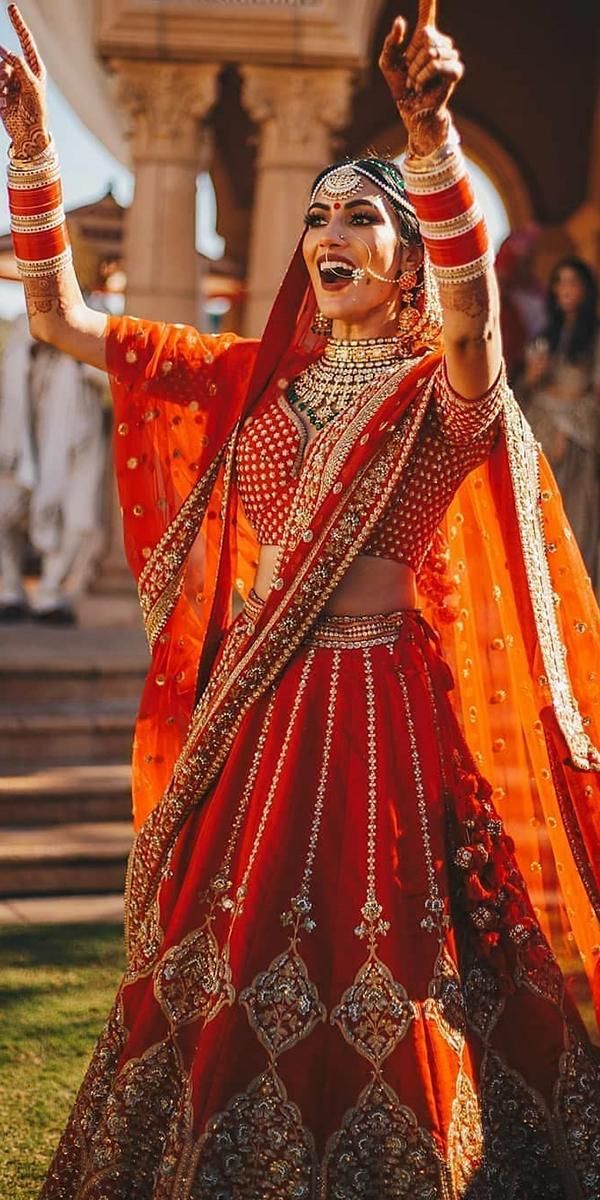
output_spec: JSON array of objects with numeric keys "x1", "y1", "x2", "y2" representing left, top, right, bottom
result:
[
  {"x1": 304, "y1": 212, "x2": 326, "y2": 227},
  {"x1": 350, "y1": 212, "x2": 377, "y2": 225}
]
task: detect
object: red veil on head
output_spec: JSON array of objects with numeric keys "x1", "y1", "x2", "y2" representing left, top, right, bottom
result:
[{"x1": 107, "y1": 237, "x2": 600, "y2": 1032}]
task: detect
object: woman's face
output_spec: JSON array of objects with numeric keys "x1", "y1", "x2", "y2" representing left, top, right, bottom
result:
[
  {"x1": 302, "y1": 180, "x2": 415, "y2": 332},
  {"x1": 553, "y1": 266, "x2": 586, "y2": 317}
]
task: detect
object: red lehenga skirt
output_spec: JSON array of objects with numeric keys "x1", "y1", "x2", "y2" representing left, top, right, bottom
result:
[{"x1": 40, "y1": 602, "x2": 600, "y2": 1200}]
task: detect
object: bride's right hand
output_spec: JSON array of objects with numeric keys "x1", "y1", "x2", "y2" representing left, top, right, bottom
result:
[{"x1": 0, "y1": 4, "x2": 49, "y2": 159}]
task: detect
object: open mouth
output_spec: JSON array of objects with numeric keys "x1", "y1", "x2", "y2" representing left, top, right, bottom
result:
[{"x1": 318, "y1": 258, "x2": 358, "y2": 288}]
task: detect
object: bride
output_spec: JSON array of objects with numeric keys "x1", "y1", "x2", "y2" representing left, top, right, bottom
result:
[{"x1": 1, "y1": 2, "x2": 599, "y2": 1196}]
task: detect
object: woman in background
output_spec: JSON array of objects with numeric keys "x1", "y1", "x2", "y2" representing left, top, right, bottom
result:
[{"x1": 517, "y1": 256, "x2": 600, "y2": 590}]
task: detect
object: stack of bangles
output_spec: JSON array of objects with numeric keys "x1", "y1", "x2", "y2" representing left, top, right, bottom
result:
[
  {"x1": 7, "y1": 136, "x2": 72, "y2": 281},
  {"x1": 401, "y1": 121, "x2": 492, "y2": 287}
]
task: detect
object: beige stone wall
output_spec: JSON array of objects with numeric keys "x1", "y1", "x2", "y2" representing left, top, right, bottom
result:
[{"x1": 19, "y1": 2, "x2": 600, "y2": 332}]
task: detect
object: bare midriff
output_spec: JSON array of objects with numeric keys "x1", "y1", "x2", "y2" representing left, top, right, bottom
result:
[{"x1": 253, "y1": 546, "x2": 418, "y2": 615}]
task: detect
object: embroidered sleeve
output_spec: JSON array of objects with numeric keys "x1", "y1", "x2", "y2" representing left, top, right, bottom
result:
[
  {"x1": 433, "y1": 358, "x2": 507, "y2": 446},
  {"x1": 105, "y1": 314, "x2": 241, "y2": 405}
]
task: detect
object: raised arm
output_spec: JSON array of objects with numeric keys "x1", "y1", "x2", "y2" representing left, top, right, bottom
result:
[
  {"x1": 0, "y1": 5, "x2": 107, "y2": 370},
  {"x1": 379, "y1": 2, "x2": 502, "y2": 400}
]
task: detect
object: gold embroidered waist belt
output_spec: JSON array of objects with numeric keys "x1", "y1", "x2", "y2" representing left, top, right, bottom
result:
[{"x1": 244, "y1": 590, "x2": 425, "y2": 650}]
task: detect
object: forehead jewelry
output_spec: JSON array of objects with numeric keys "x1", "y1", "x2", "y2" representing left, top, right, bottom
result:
[
  {"x1": 319, "y1": 165, "x2": 363, "y2": 202},
  {"x1": 311, "y1": 162, "x2": 417, "y2": 221}
]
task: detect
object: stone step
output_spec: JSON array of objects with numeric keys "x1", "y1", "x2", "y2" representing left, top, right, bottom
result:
[
  {"x1": 0, "y1": 664, "x2": 146, "y2": 707},
  {"x1": 0, "y1": 821, "x2": 132, "y2": 897},
  {"x1": 0, "y1": 622, "x2": 148, "y2": 707},
  {"x1": 0, "y1": 763, "x2": 132, "y2": 826},
  {"x1": 0, "y1": 892, "x2": 124, "y2": 925},
  {"x1": 0, "y1": 707, "x2": 136, "y2": 766}
]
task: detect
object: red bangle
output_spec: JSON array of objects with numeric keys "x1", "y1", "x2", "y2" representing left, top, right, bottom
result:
[
  {"x1": 11, "y1": 225, "x2": 70, "y2": 262},
  {"x1": 7, "y1": 140, "x2": 73, "y2": 280},
  {"x1": 8, "y1": 179, "x2": 63, "y2": 216},
  {"x1": 402, "y1": 141, "x2": 492, "y2": 279}
]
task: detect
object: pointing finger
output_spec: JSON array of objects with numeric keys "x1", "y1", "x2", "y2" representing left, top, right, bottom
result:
[
  {"x1": 8, "y1": 4, "x2": 44, "y2": 79},
  {"x1": 417, "y1": 0, "x2": 437, "y2": 29}
]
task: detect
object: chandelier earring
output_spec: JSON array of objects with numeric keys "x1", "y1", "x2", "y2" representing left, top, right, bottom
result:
[
  {"x1": 397, "y1": 268, "x2": 423, "y2": 349},
  {"x1": 311, "y1": 309, "x2": 333, "y2": 337}
]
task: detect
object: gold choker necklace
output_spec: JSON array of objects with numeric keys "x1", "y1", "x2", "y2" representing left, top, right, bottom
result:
[
  {"x1": 288, "y1": 338, "x2": 402, "y2": 431},
  {"x1": 323, "y1": 336, "x2": 402, "y2": 366}
]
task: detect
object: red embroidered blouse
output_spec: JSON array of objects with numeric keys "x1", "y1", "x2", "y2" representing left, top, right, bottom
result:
[
  {"x1": 236, "y1": 363, "x2": 502, "y2": 573},
  {"x1": 107, "y1": 317, "x2": 502, "y2": 577}
]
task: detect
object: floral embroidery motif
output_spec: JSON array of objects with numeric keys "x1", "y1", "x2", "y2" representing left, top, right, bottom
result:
[
  {"x1": 154, "y1": 922, "x2": 235, "y2": 1029},
  {"x1": 125, "y1": 892, "x2": 164, "y2": 979},
  {"x1": 446, "y1": 1068, "x2": 483, "y2": 1195},
  {"x1": 477, "y1": 1050, "x2": 564, "y2": 1198},
  {"x1": 188, "y1": 1068, "x2": 317, "y2": 1198},
  {"x1": 424, "y1": 945, "x2": 467, "y2": 1056},
  {"x1": 86, "y1": 1040, "x2": 182, "y2": 1197},
  {"x1": 515, "y1": 935, "x2": 565, "y2": 1010},
  {"x1": 331, "y1": 954, "x2": 415, "y2": 1068},
  {"x1": 331, "y1": 651, "x2": 416, "y2": 1070},
  {"x1": 462, "y1": 960, "x2": 505, "y2": 1041},
  {"x1": 460, "y1": 955, "x2": 504, "y2": 1041},
  {"x1": 39, "y1": 1002, "x2": 128, "y2": 1199},
  {"x1": 555, "y1": 1035, "x2": 600, "y2": 1198},
  {"x1": 240, "y1": 943, "x2": 326, "y2": 1059},
  {"x1": 152, "y1": 1078, "x2": 195, "y2": 1200},
  {"x1": 322, "y1": 1076, "x2": 448, "y2": 1199}
]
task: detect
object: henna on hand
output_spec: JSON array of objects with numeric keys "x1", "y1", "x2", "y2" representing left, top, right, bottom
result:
[
  {"x1": 437, "y1": 278, "x2": 492, "y2": 322},
  {"x1": 0, "y1": 5, "x2": 49, "y2": 160},
  {"x1": 23, "y1": 267, "x2": 83, "y2": 323},
  {"x1": 378, "y1": 5, "x2": 464, "y2": 157}
]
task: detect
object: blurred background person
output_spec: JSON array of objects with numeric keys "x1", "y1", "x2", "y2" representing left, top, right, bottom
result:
[
  {"x1": 0, "y1": 311, "x2": 107, "y2": 623},
  {"x1": 515, "y1": 256, "x2": 600, "y2": 592},
  {"x1": 496, "y1": 225, "x2": 545, "y2": 381}
]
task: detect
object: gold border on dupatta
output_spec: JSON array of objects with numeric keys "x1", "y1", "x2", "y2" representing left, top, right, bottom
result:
[
  {"x1": 137, "y1": 446, "x2": 228, "y2": 650},
  {"x1": 502, "y1": 394, "x2": 600, "y2": 772}
]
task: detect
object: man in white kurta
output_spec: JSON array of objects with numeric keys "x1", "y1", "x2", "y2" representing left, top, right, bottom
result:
[{"x1": 0, "y1": 313, "x2": 106, "y2": 623}]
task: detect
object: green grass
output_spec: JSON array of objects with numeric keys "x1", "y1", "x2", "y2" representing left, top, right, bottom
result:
[{"x1": 0, "y1": 924, "x2": 125, "y2": 1200}]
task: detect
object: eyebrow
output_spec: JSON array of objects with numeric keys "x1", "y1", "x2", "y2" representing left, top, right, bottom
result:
[{"x1": 307, "y1": 198, "x2": 380, "y2": 212}]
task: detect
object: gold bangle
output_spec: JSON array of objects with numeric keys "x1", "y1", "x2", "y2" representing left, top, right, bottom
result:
[
  {"x1": 8, "y1": 133, "x2": 55, "y2": 170},
  {"x1": 15, "y1": 246, "x2": 72, "y2": 279}
]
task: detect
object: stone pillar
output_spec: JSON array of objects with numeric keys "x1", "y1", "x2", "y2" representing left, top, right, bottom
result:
[
  {"x1": 241, "y1": 66, "x2": 354, "y2": 337},
  {"x1": 112, "y1": 60, "x2": 220, "y2": 326}
]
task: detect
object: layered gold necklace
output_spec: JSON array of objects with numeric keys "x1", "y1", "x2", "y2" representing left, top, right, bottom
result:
[{"x1": 288, "y1": 337, "x2": 402, "y2": 431}]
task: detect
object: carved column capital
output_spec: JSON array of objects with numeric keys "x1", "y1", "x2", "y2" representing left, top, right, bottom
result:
[
  {"x1": 111, "y1": 59, "x2": 220, "y2": 163},
  {"x1": 241, "y1": 65, "x2": 355, "y2": 170}
]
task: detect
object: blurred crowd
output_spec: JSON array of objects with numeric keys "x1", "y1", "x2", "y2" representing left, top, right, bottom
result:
[
  {"x1": 0, "y1": 237, "x2": 598, "y2": 624},
  {"x1": 499, "y1": 232, "x2": 600, "y2": 593},
  {"x1": 0, "y1": 310, "x2": 108, "y2": 625}
]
